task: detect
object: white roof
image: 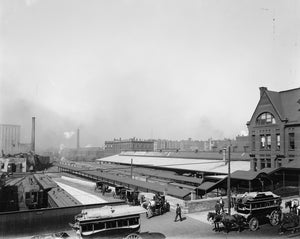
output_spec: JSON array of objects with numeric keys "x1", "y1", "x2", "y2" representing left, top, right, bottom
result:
[
  {"x1": 236, "y1": 191, "x2": 279, "y2": 199},
  {"x1": 79, "y1": 205, "x2": 147, "y2": 221},
  {"x1": 97, "y1": 154, "x2": 250, "y2": 174}
]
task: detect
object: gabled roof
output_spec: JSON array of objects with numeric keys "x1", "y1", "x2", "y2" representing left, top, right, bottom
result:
[
  {"x1": 266, "y1": 90, "x2": 284, "y2": 120},
  {"x1": 279, "y1": 88, "x2": 300, "y2": 122},
  {"x1": 248, "y1": 87, "x2": 300, "y2": 124}
]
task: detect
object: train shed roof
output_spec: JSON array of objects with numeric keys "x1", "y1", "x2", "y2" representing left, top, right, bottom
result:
[
  {"x1": 58, "y1": 164, "x2": 191, "y2": 199},
  {"x1": 48, "y1": 187, "x2": 81, "y2": 207},
  {"x1": 33, "y1": 174, "x2": 57, "y2": 190}
]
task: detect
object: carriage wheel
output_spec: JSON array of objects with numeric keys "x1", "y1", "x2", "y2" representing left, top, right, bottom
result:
[
  {"x1": 269, "y1": 210, "x2": 280, "y2": 226},
  {"x1": 124, "y1": 233, "x2": 141, "y2": 239},
  {"x1": 249, "y1": 217, "x2": 259, "y2": 231}
]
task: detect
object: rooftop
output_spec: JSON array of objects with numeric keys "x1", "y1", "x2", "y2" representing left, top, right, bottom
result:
[{"x1": 97, "y1": 154, "x2": 250, "y2": 174}]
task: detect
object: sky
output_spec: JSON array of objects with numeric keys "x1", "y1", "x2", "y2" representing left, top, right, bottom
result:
[{"x1": 0, "y1": 0, "x2": 299, "y2": 150}]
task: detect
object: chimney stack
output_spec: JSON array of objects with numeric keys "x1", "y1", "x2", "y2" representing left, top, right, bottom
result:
[
  {"x1": 31, "y1": 117, "x2": 35, "y2": 152},
  {"x1": 259, "y1": 87, "x2": 268, "y2": 97},
  {"x1": 77, "y1": 128, "x2": 80, "y2": 149}
]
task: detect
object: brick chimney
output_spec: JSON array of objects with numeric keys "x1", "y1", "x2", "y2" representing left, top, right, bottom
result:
[
  {"x1": 259, "y1": 87, "x2": 268, "y2": 97},
  {"x1": 77, "y1": 128, "x2": 80, "y2": 149},
  {"x1": 31, "y1": 117, "x2": 35, "y2": 152}
]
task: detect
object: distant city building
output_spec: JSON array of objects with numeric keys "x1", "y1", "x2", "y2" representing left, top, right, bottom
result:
[
  {"x1": 155, "y1": 139, "x2": 181, "y2": 151},
  {"x1": 0, "y1": 124, "x2": 31, "y2": 155},
  {"x1": 247, "y1": 87, "x2": 300, "y2": 171},
  {"x1": 104, "y1": 138, "x2": 155, "y2": 154},
  {"x1": 0, "y1": 157, "x2": 27, "y2": 174},
  {"x1": 152, "y1": 137, "x2": 249, "y2": 153},
  {"x1": 0, "y1": 124, "x2": 21, "y2": 155},
  {"x1": 234, "y1": 135, "x2": 249, "y2": 153},
  {"x1": 60, "y1": 147, "x2": 104, "y2": 161}
]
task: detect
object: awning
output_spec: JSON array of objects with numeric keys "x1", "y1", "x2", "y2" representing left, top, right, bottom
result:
[{"x1": 196, "y1": 181, "x2": 222, "y2": 195}]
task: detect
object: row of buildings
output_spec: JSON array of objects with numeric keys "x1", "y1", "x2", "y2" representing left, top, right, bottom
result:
[
  {"x1": 60, "y1": 135, "x2": 249, "y2": 161},
  {"x1": 103, "y1": 136, "x2": 249, "y2": 155}
]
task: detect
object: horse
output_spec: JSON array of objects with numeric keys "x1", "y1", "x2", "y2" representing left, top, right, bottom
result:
[
  {"x1": 285, "y1": 199, "x2": 299, "y2": 213},
  {"x1": 207, "y1": 212, "x2": 223, "y2": 232},
  {"x1": 221, "y1": 213, "x2": 246, "y2": 233},
  {"x1": 279, "y1": 212, "x2": 299, "y2": 234}
]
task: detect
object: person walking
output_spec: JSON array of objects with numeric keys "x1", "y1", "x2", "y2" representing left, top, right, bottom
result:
[
  {"x1": 219, "y1": 197, "x2": 224, "y2": 213},
  {"x1": 215, "y1": 201, "x2": 221, "y2": 215},
  {"x1": 174, "y1": 204, "x2": 182, "y2": 222}
]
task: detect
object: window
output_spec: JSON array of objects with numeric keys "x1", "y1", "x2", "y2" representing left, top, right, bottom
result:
[
  {"x1": 253, "y1": 158, "x2": 257, "y2": 171},
  {"x1": 276, "y1": 134, "x2": 280, "y2": 150},
  {"x1": 260, "y1": 135, "x2": 266, "y2": 149},
  {"x1": 106, "y1": 220, "x2": 117, "y2": 229},
  {"x1": 266, "y1": 157, "x2": 271, "y2": 168},
  {"x1": 256, "y1": 113, "x2": 276, "y2": 125},
  {"x1": 82, "y1": 224, "x2": 93, "y2": 232},
  {"x1": 266, "y1": 134, "x2": 271, "y2": 150},
  {"x1": 252, "y1": 135, "x2": 255, "y2": 150},
  {"x1": 128, "y1": 217, "x2": 139, "y2": 226},
  {"x1": 288, "y1": 155, "x2": 295, "y2": 163},
  {"x1": 117, "y1": 219, "x2": 128, "y2": 227},
  {"x1": 261, "y1": 158, "x2": 266, "y2": 169},
  {"x1": 289, "y1": 133, "x2": 295, "y2": 150},
  {"x1": 94, "y1": 222, "x2": 105, "y2": 230}
]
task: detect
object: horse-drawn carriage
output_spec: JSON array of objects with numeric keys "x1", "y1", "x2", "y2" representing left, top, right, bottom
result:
[
  {"x1": 113, "y1": 186, "x2": 127, "y2": 200},
  {"x1": 125, "y1": 189, "x2": 140, "y2": 206},
  {"x1": 207, "y1": 191, "x2": 283, "y2": 233},
  {"x1": 233, "y1": 191, "x2": 282, "y2": 231},
  {"x1": 144, "y1": 194, "x2": 170, "y2": 218},
  {"x1": 95, "y1": 181, "x2": 112, "y2": 194}
]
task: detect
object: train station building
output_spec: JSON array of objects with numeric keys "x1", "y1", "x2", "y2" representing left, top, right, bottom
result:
[{"x1": 228, "y1": 87, "x2": 300, "y2": 195}]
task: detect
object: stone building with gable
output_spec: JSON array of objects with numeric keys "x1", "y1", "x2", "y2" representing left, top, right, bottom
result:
[{"x1": 247, "y1": 87, "x2": 300, "y2": 172}]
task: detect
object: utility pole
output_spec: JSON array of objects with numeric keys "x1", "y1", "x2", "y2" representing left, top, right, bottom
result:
[
  {"x1": 227, "y1": 145, "x2": 231, "y2": 215},
  {"x1": 131, "y1": 158, "x2": 133, "y2": 179}
]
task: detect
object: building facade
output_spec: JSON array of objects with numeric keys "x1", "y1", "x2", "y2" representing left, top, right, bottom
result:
[
  {"x1": 104, "y1": 138, "x2": 155, "y2": 154},
  {"x1": 0, "y1": 124, "x2": 21, "y2": 155},
  {"x1": 247, "y1": 87, "x2": 300, "y2": 171}
]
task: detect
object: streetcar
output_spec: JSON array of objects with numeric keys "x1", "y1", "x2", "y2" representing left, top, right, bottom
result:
[
  {"x1": 69, "y1": 205, "x2": 147, "y2": 238},
  {"x1": 233, "y1": 191, "x2": 282, "y2": 231}
]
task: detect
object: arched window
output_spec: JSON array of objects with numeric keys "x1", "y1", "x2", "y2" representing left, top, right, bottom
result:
[{"x1": 256, "y1": 112, "x2": 276, "y2": 125}]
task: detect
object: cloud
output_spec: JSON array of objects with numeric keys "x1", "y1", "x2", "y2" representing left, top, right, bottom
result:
[{"x1": 64, "y1": 131, "x2": 75, "y2": 139}]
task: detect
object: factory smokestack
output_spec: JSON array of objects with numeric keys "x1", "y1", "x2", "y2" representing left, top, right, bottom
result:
[
  {"x1": 77, "y1": 128, "x2": 80, "y2": 149},
  {"x1": 31, "y1": 117, "x2": 35, "y2": 152}
]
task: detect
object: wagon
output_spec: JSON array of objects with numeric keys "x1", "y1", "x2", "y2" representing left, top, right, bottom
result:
[
  {"x1": 146, "y1": 194, "x2": 170, "y2": 218},
  {"x1": 113, "y1": 186, "x2": 127, "y2": 200},
  {"x1": 233, "y1": 191, "x2": 282, "y2": 231},
  {"x1": 125, "y1": 189, "x2": 140, "y2": 206}
]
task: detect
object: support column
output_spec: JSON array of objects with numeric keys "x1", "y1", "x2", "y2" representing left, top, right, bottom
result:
[{"x1": 298, "y1": 174, "x2": 300, "y2": 196}]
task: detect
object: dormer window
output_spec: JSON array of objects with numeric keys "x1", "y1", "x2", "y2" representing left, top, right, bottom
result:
[{"x1": 256, "y1": 112, "x2": 276, "y2": 125}]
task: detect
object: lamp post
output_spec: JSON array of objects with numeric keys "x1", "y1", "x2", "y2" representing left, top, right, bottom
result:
[{"x1": 227, "y1": 145, "x2": 231, "y2": 215}]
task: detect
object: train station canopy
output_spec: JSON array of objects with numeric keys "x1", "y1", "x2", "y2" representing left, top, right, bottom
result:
[
  {"x1": 195, "y1": 180, "x2": 226, "y2": 195},
  {"x1": 97, "y1": 154, "x2": 250, "y2": 175},
  {"x1": 58, "y1": 164, "x2": 191, "y2": 200}
]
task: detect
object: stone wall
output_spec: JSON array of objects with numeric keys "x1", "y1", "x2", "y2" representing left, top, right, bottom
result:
[{"x1": 183, "y1": 197, "x2": 228, "y2": 214}]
